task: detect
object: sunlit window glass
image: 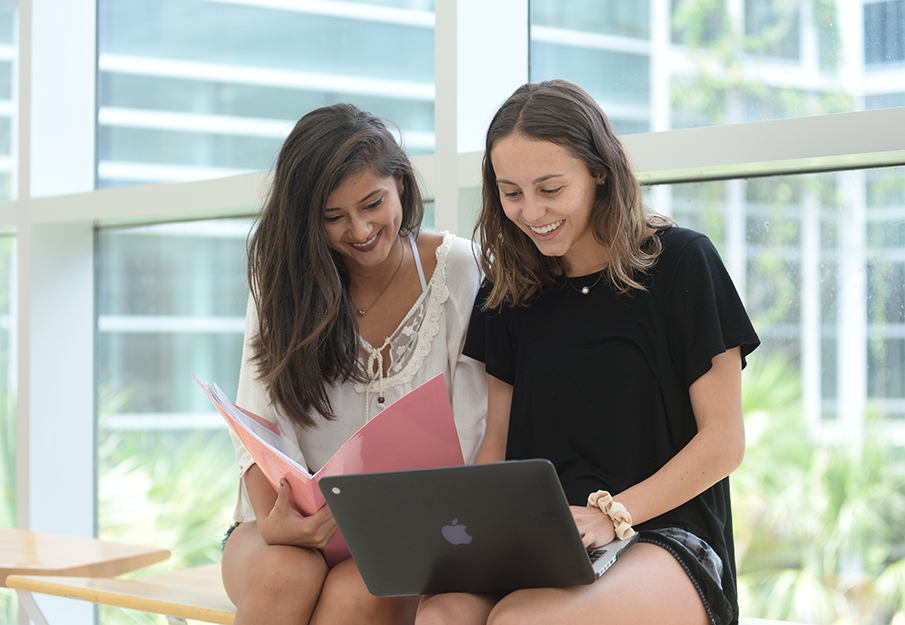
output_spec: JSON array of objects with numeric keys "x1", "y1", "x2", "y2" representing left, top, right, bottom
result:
[
  {"x1": 865, "y1": 0, "x2": 905, "y2": 64},
  {"x1": 530, "y1": 0, "x2": 650, "y2": 135},
  {"x1": 531, "y1": 0, "x2": 905, "y2": 134},
  {"x1": 0, "y1": 1, "x2": 16, "y2": 201},
  {"x1": 0, "y1": 234, "x2": 14, "y2": 526},
  {"x1": 744, "y1": 0, "x2": 801, "y2": 60},
  {"x1": 95, "y1": 218, "x2": 253, "y2": 582},
  {"x1": 96, "y1": 0, "x2": 435, "y2": 188},
  {"x1": 0, "y1": 235, "x2": 12, "y2": 618},
  {"x1": 664, "y1": 167, "x2": 905, "y2": 624}
]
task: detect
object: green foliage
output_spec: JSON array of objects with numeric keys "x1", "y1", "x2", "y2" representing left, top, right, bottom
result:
[
  {"x1": 96, "y1": 427, "x2": 237, "y2": 625},
  {"x1": 0, "y1": 234, "x2": 15, "y2": 531},
  {"x1": 735, "y1": 355, "x2": 905, "y2": 624},
  {"x1": 0, "y1": 386, "x2": 13, "y2": 529},
  {"x1": 670, "y1": 0, "x2": 853, "y2": 128},
  {"x1": 0, "y1": 236, "x2": 15, "y2": 623},
  {"x1": 98, "y1": 428, "x2": 236, "y2": 570}
]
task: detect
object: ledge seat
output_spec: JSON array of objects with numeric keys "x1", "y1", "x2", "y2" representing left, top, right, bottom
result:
[
  {"x1": 6, "y1": 563, "x2": 235, "y2": 625},
  {"x1": 8, "y1": 561, "x2": 811, "y2": 625}
]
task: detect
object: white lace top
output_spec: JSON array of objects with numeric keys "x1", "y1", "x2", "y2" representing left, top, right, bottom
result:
[{"x1": 230, "y1": 232, "x2": 488, "y2": 522}]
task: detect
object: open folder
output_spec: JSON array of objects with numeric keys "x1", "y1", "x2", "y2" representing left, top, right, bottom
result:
[{"x1": 195, "y1": 373, "x2": 465, "y2": 566}]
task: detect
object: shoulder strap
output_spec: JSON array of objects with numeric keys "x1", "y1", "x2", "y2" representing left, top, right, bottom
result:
[{"x1": 410, "y1": 234, "x2": 427, "y2": 291}]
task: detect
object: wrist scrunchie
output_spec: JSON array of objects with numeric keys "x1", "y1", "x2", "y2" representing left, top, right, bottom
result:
[{"x1": 588, "y1": 490, "x2": 636, "y2": 540}]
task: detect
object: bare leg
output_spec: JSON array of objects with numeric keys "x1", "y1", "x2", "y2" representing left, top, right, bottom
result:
[
  {"x1": 416, "y1": 592, "x2": 500, "y2": 625},
  {"x1": 222, "y1": 521, "x2": 328, "y2": 625},
  {"x1": 311, "y1": 557, "x2": 419, "y2": 625},
  {"x1": 486, "y1": 543, "x2": 710, "y2": 625}
]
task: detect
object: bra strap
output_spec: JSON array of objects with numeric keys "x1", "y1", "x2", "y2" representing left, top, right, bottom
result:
[{"x1": 409, "y1": 234, "x2": 427, "y2": 291}]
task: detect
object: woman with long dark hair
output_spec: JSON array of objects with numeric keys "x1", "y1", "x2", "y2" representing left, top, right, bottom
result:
[{"x1": 222, "y1": 103, "x2": 487, "y2": 625}]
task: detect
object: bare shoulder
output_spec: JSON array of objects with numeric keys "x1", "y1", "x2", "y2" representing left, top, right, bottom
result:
[{"x1": 414, "y1": 231, "x2": 444, "y2": 277}]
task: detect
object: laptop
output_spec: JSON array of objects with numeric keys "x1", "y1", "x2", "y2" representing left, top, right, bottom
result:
[{"x1": 318, "y1": 458, "x2": 639, "y2": 597}]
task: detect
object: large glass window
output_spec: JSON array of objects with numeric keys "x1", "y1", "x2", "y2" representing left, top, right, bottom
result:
[
  {"x1": 0, "y1": 1, "x2": 16, "y2": 201},
  {"x1": 530, "y1": 0, "x2": 651, "y2": 134},
  {"x1": 531, "y1": 0, "x2": 905, "y2": 134},
  {"x1": 664, "y1": 168, "x2": 905, "y2": 624},
  {"x1": 865, "y1": 0, "x2": 905, "y2": 64},
  {"x1": 96, "y1": 0, "x2": 435, "y2": 188},
  {"x1": 95, "y1": 218, "x2": 252, "y2": 600},
  {"x1": 0, "y1": 233, "x2": 13, "y2": 528},
  {"x1": 0, "y1": 234, "x2": 14, "y2": 620}
]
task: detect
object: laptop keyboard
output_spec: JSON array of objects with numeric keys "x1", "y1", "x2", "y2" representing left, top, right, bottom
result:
[{"x1": 588, "y1": 547, "x2": 609, "y2": 563}]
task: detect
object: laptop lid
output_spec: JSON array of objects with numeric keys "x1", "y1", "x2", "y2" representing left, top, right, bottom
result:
[{"x1": 318, "y1": 459, "x2": 638, "y2": 597}]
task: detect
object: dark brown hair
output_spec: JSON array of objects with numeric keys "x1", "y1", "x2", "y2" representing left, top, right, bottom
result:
[
  {"x1": 247, "y1": 103, "x2": 423, "y2": 427},
  {"x1": 476, "y1": 80, "x2": 672, "y2": 308}
]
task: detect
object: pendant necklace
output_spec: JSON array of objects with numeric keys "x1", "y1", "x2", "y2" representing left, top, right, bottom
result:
[
  {"x1": 560, "y1": 257, "x2": 606, "y2": 295},
  {"x1": 564, "y1": 271, "x2": 605, "y2": 295},
  {"x1": 356, "y1": 236, "x2": 405, "y2": 316}
]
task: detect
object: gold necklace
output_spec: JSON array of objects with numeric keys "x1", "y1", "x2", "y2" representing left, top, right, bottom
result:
[{"x1": 356, "y1": 236, "x2": 405, "y2": 316}]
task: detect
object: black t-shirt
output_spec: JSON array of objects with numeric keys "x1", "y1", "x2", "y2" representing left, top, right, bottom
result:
[{"x1": 464, "y1": 226, "x2": 759, "y2": 618}]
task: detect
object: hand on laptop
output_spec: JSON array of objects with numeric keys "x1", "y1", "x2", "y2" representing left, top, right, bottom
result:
[
  {"x1": 570, "y1": 505, "x2": 616, "y2": 549},
  {"x1": 258, "y1": 479, "x2": 339, "y2": 549}
]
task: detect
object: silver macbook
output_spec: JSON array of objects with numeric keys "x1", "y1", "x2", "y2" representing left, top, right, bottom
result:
[{"x1": 318, "y1": 459, "x2": 639, "y2": 597}]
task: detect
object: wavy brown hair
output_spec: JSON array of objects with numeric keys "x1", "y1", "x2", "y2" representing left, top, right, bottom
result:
[
  {"x1": 476, "y1": 80, "x2": 673, "y2": 308},
  {"x1": 247, "y1": 103, "x2": 424, "y2": 428}
]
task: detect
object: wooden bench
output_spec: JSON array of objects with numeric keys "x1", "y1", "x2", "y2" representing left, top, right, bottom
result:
[
  {"x1": 1, "y1": 527, "x2": 806, "y2": 625},
  {"x1": 0, "y1": 527, "x2": 171, "y2": 583},
  {"x1": 0, "y1": 527, "x2": 172, "y2": 625},
  {"x1": 9, "y1": 562, "x2": 809, "y2": 625},
  {"x1": 7, "y1": 558, "x2": 809, "y2": 625},
  {"x1": 7, "y1": 563, "x2": 235, "y2": 624}
]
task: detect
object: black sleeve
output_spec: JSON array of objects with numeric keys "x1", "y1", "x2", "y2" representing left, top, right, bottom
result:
[
  {"x1": 463, "y1": 281, "x2": 516, "y2": 385},
  {"x1": 665, "y1": 234, "x2": 760, "y2": 388}
]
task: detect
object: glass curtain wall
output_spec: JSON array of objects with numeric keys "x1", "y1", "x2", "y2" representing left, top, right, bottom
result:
[
  {"x1": 530, "y1": 0, "x2": 905, "y2": 134},
  {"x1": 97, "y1": 0, "x2": 436, "y2": 187},
  {"x1": 0, "y1": 234, "x2": 13, "y2": 528},
  {"x1": 668, "y1": 169, "x2": 905, "y2": 625},
  {"x1": 1, "y1": 2, "x2": 15, "y2": 621},
  {"x1": 0, "y1": 0, "x2": 14, "y2": 552},
  {"x1": 0, "y1": 1, "x2": 13, "y2": 201},
  {"x1": 530, "y1": 1, "x2": 905, "y2": 623},
  {"x1": 0, "y1": 234, "x2": 14, "y2": 622},
  {"x1": 95, "y1": 218, "x2": 252, "y2": 591},
  {"x1": 0, "y1": 0, "x2": 13, "y2": 539},
  {"x1": 94, "y1": 4, "x2": 437, "y2": 621}
]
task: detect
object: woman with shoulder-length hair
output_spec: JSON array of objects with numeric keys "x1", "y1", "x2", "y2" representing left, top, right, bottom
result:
[
  {"x1": 416, "y1": 80, "x2": 759, "y2": 625},
  {"x1": 222, "y1": 102, "x2": 487, "y2": 625}
]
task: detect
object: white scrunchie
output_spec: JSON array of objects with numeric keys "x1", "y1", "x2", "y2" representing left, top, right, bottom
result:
[{"x1": 588, "y1": 490, "x2": 636, "y2": 540}]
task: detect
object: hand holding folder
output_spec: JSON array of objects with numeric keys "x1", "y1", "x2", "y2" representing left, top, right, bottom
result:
[{"x1": 195, "y1": 373, "x2": 465, "y2": 566}]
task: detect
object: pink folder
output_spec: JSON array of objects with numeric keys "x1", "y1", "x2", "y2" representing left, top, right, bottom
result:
[{"x1": 195, "y1": 374, "x2": 465, "y2": 566}]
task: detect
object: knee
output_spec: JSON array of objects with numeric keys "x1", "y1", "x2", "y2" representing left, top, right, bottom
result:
[
  {"x1": 487, "y1": 602, "x2": 535, "y2": 625},
  {"x1": 415, "y1": 593, "x2": 493, "y2": 625},
  {"x1": 243, "y1": 545, "x2": 329, "y2": 599},
  {"x1": 415, "y1": 598, "x2": 458, "y2": 625},
  {"x1": 320, "y1": 560, "x2": 416, "y2": 623}
]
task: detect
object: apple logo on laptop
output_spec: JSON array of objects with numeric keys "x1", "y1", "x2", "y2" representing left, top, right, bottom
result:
[{"x1": 441, "y1": 519, "x2": 472, "y2": 545}]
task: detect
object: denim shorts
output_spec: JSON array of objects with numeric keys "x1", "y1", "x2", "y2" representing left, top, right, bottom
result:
[
  {"x1": 638, "y1": 527, "x2": 731, "y2": 625},
  {"x1": 221, "y1": 521, "x2": 241, "y2": 551}
]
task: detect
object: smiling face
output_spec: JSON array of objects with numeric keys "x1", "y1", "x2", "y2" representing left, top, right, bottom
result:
[
  {"x1": 324, "y1": 168, "x2": 404, "y2": 270},
  {"x1": 490, "y1": 133, "x2": 606, "y2": 275}
]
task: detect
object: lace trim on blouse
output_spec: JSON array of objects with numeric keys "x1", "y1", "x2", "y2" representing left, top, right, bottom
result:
[{"x1": 354, "y1": 232, "x2": 453, "y2": 419}]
